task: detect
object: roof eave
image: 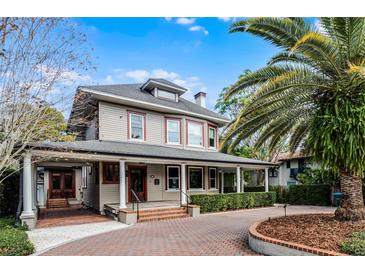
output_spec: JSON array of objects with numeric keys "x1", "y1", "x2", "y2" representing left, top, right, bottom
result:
[{"x1": 79, "y1": 87, "x2": 230, "y2": 126}]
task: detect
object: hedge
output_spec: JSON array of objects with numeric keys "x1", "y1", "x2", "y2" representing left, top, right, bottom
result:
[
  {"x1": 0, "y1": 217, "x2": 34, "y2": 256},
  {"x1": 287, "y1": 184, "x2": 331, "y2": 206},
  {"x1": 0, "y1": 169, "x2": 20, "y2": 217},
  {"x1": 244, "y1": 186, "x2": 265, "y2": 192},
  {"x1": 190, "y1": 192, "x2": 276, "y2": 213}
]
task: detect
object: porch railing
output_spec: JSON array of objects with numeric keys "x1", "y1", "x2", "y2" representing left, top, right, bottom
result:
[
  {"x1": 180, "y1": 190, "x2": 191, "y2": 213},
  {"x1": 131, "y1": 189, "x2": 141, "y2": 220}
]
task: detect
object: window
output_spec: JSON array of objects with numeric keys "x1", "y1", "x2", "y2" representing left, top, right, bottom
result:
[
  {"x1": 269, "y1": 167, "x2": 278, "y2": 177},
  {"x1": 103, "y1": 162, "x2": 119, "y2": 184},
  {"x1": 187, "y1": 120, "x2": 203, "y2": 147},
  {"x1": 188, "y1": 167, "x2": 204, "y2": 190},
  {"x1": 129, "y1": 112, "x2": 145, "y2": 141},
  {"x1": 209, "y1": 168, "x2": 217, "y2": 189},
  {"x1": 286, "y1": 160, "x2": 291, "y2": 169},
  {"x1": 166, "y1": 118, "x2": 181, "y2": 144},
  {"x1": 166, "y1": 166, "x2": 180, "y2": 190},
  {"x1": 208, "y1": 126, "x2": 217, "y2": 149},
  {"x1": 158, "y1": 89, "x2": 176, "y2": 101}
]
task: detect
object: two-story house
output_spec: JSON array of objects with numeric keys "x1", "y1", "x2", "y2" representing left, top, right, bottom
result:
[{"x1": 19, "y1": 78, "x2": 275, "y2": 228}]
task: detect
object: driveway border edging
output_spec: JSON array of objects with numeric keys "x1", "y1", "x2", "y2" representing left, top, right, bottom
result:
[{"x1": 248, "y1": 218, "x2": 347, "y2": 256}]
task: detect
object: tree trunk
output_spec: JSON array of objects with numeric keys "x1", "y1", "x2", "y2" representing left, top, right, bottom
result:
[{"x1": 335, "y1": 170, "x2": 365, "y2": 221}]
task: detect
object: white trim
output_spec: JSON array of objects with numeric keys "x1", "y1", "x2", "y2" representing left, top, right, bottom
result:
[
  {"x1": 166, "y1": 119, "x2": 181, "y2": 145},
  {"x1": 188, "y1": 166, "x2": 204, "y2": 190},
  {"x1": 166, "y1": 165, "x2": 180, "y2": 191},
  {"x1": 208, "y1": 167, "x2": 217, "y2": 189},
  {"x1": 208, "y1": 126, "x2": 217, "y2": 149},
  {"x1": 80, "y1": 87, "x2": 230, "y2": 125},
  {"x1": 141, "y1": 79, "x2": 187, "y2": 93},
  {"x1": 129, "y1": 112, "x2": 145, "y2": 141}
]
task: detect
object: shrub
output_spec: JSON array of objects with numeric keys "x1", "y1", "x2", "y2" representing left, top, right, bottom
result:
[
  {"x1": 0, "y1": 217, "x2": 34, "y2": 256},
  {"x1": 269, "y1": 186, "x2": 288, "y2": 204},
  {"x1": 190, "y1": 192, "x2": 276, "y2": 213},
  {"x1": 0, "y1": 169, "x2": 20, "y2": 217},
  {"x1": 244, "y1": 186, "x2": 265, "y2": 192},
  {"x1": 287, "y1": 184, "x2": 331, "y2": 206},
  {"x1": 341, "y1": 231, "x2": 365, "y2": 256}
]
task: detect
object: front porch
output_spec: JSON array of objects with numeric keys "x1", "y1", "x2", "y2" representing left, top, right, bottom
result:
[{"x1": 19, "y1": 143, "x2": 275, "y2": 229}]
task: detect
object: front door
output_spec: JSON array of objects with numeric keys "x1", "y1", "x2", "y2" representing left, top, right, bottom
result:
[
  {"x1": 49, "y1": 171, "x2": 75, "y2": 199},
  {"x1": 128, "y1": 166, "x2": 147, "y2": 202}
]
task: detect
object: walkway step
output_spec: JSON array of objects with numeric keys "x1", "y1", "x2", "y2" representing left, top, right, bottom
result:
[
  {"x1": 138, "y1": 212, "x2": 190, "y2": 223},
  {"x1": 137, "y1": 207, "x2": 190, "y2": 223},
  {"x1": 47, "y1": 199, "x2": 69, "y2": 208}
]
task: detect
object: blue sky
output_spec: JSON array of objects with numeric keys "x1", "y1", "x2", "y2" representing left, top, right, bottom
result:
[{"x1": 72, "y1": 17, "x2": 280, "y2": 111}]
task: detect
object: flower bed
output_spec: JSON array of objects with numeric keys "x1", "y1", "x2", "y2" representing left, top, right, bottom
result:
[
  {"x1": 0, "y1": 217, "x2": 34, "y2": 256},
  {"x1": 256, "y1": 214, "x2": 365, "y2": 254}
]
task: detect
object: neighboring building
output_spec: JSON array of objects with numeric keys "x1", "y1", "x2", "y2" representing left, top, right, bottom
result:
[
  {"x1": 269, "y1": 151, "x2": 318, "y2": 186},
  {"x1": 19, "y1": 78, "x2": 275, "y2": 228}
]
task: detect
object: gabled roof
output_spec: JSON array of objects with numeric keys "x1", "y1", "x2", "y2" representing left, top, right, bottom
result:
[
  {"x1": 27, "y1": 140, "x2": 276, "y2": 166},
  {"x1": 141, "y1": 78, "x2": 187, "y2": 94},
  {"x1": 78, "y1": 81, "x2": 229, "y2": 126}
]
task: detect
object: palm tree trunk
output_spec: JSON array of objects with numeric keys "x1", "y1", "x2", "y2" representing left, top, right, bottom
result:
[{"x1": 335, "y1": 170, "x2": 365, "y2": 221}]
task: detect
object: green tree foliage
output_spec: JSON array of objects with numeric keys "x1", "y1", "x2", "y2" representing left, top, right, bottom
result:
[{"x1": 222, "y1": 18, "x2": 365, "y2": 220}]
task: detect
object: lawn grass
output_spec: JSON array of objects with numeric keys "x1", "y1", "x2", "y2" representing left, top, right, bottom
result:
[{"x1": 0, "y1": 216, "x2": 34, "y2": 256}]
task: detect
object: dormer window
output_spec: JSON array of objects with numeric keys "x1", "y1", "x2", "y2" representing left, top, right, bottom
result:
[{"x1": 157, "y1": 89, "x2": 177, "y2": 101}]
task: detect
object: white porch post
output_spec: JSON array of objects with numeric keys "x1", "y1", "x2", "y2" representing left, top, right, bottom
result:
[
  {"x1": 236, "y1": 166, "x2": 241, "y2": 193},
  {"x1": 20, "y1": 153, "x2": 36, "y2": 229},
  {"x1": 241, "y1": 169, "x2": 245, "y2": 193},
  {"x1": 119, "y1": 160, "x2": 127, "y2": 209},
  {"x1": 221, "y1": 171, "x2": 225, "y2": 194},
  {"x1": 265, "y1": 168, "x2": 269, "y2": 192},
  {"x1": 181, "y1": 164, "x2": 187, "y2": 205}
]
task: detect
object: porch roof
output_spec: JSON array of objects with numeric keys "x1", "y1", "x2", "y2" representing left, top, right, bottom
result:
[{"x1": 27, "y1": 140, "x2": 276, "y2": 166}]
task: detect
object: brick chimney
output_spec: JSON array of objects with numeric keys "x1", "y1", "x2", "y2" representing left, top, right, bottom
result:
[{"x1": 194, "y1": 91, "x2": 206, "y2": 108}]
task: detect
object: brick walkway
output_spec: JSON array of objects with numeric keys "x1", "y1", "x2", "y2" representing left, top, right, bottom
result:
[
  {"x1": 37, "y1": 206, "x2": 110, "y2": 228},
  {"x1": 41, "y1": 205, "x2": 335, "y2": 256}
]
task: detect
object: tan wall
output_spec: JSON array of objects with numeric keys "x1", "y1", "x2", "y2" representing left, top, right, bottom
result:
[
  {"x1": 98, "y1": 162, "x2": 220, "y2": 210},
  {"x1": 98, "y1": 101, "x2": 218, "y2": 151}
]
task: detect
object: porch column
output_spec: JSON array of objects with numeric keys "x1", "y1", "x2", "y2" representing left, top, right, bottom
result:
[
  {"x1": 181, "y1": 164, "x2": 187, "y2": 205},
  {"x1": 20, "y1": 153, "x2": 36, "y2": 229},
  {"x1": 221, "y1": 171, "x2": 224, "y2": 194},
  {"x1": 242, "y1": 169, "x2": 245, "y2": 193},
  {"x1": 119, "y1": 160, "x2": 127, "y2": 209},
  {"x1": 265, "y1": 168, "x2": 269, "y2": 192},
  {"x1": 236, "y1": 166, "x2": 241, "y2": 193}
]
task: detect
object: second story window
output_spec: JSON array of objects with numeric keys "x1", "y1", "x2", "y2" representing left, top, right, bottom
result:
[
  {"x1": 208, "y1": 125, "x2": 217, "y2": 149},
  {"x1": 187, "y1": 120, "x2": 203, "y2": 147},
  {"x1": 129, "y1": 111, "x2": 146, "y2": 141},
  {"x1": 166, "y1": 118, "x2": 181, "y2": 144}
]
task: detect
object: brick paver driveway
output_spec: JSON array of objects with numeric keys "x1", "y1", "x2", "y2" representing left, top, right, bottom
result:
[{"x1": 41, "y1": 205, "x2": 335, "y2": 256}]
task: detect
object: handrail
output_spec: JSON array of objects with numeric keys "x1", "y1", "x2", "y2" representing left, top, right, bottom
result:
[
  {"x1": 180, "y1": 190, "x2": 191, "y2": 213},
  {"x1": 130, "y1": 189, "x2": 141, "y2": 220}
]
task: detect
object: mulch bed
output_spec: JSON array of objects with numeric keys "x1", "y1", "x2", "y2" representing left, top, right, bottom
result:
[{"x1": 256, "y1": 214, "x2": 365, "y2": 253}]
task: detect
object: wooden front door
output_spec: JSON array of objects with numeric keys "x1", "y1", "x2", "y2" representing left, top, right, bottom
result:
[
  {"x1": 128, "y1": 166, "x2": 147, "y2": 202},
  {"x1": 49, "y1": 171, "x2": 75, "y2": 199}
]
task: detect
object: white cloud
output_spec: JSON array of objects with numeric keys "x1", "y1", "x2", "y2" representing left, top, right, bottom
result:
[
  {"x1": 176, "y1": 17, "x2": 196, "y2": 25},
  {"x1": 189, "y1": 25, "x2": 209, "y2": 35},
  {"x1": 125, "y1": 70, "x2": 151, "y2": 82},
  {"x1": 314, "y1": 19, "x2": 326, "y2": 34},
  {"x1": 218, "y1": 17, "x2": 232, "y2": 22},
  {"x1": 164, "y1": 17, "x2": 172, "y2": 22}
]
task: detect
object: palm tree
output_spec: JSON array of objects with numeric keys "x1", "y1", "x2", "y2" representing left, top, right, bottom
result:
[{"x1": 222, "y1": 18, "x2": 365, "y2": 221}]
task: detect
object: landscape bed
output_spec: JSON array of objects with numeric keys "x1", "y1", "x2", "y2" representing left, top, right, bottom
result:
[
  {"x1": 256, "y1": 214, "x2": 365, "y2": 255},
  {"x1": 0, "y1": 217, "x2": 34, "y2": 256}
]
